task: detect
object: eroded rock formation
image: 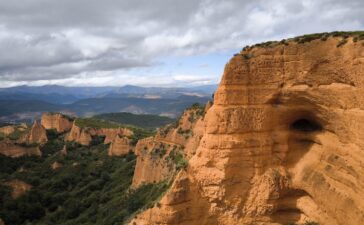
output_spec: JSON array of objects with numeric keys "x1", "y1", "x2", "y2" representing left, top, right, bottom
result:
[
  {"x1": 0, "y1": 126, "x2": 15, "y2": 135},
  {"x1": 130, "y1": 35, "x2": 364, "y2": 225},
  {"x1": 65, "y1": 122, "x2": 133, "y2": 146},
  {"x1": 0, "y1": 141, "x2": 41, "y2": 157},
  {"x1": 65, "y1": 122, "x2": 93, "y2": 145},
  {"x1": 4, "y1": 179, "x2": 32, "y2": 199},
  {"x1": 108, "y1": 135, "x2": 132, "y2": 156},
  {"x1": 24, "y1": 121, "x2": 48, "y2": 144},
  {"x1": 132, "y1": 107, "x2": 205, "y2": 188},
  {"x1": 100, "y1": 127, "x2": 134, "y2": 144},
  {"x1": 41, "y1": 113, "x2": 73, "y2": 133},
  {"x1": 0, "y1": 123, "x2": 44, "y2": 157}
]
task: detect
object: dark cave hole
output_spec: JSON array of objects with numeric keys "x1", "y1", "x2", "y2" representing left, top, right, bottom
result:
[{"x1": 290, "y1": 118, "x2": 322, "y2": 132}]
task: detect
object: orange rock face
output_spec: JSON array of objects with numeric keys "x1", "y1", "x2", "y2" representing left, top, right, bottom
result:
[
  {"x1": 51, "y1": 161, "x2": 63, "y2": 170},
  {"x1": 0, "y1": 126, "x2": 15, "y2": 135},
  {"x1": 131, "y1": 107, "x2": 205, "y2": 188},
  {"x1": 4, "y1": 179, "x2": 32, "y2": 199},
  {"x1": 100, "y1": 128, "x2": 133, "y2": 144},
  {"x1": 41, "y1": 113, "x2": 73, "y2": 133},
  {"x1": 0, "y1": 141, "x2": 41, "y2": 157},
  {"x1": 65, "y1": 123, "x2": 133, "y2": 146},
  {"x1": 65, "y1": 122, "x2": 93, "y2": 145},
  {"x1": 24, "y1": 121, "x2": 48, "y2": 144},
  {"x1": 130, "y1": 36, "x2": 364, "y2": 225},
  {"x1": 108, "y1": 135, "x2": 132, "y2": 156}
]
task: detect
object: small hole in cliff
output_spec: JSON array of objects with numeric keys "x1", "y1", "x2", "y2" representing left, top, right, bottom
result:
[{"x1": 290, "y1": 118, "x2": 322, "y2": 132}]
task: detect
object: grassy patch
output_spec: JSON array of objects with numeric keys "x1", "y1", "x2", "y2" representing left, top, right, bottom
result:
[
  {"x1": 75, "y1": 118, "x2": 120, "y2": 129},
  {"x1": 93, "y1": 112, "x2": 174, "y2": 130}
]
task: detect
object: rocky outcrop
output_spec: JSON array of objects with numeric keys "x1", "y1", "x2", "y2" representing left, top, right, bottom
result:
[
  {"x1": 65, "y1": 123, "x2": 93, "y2": 145},
  {"x1": 41, "y1": 113, "x2": 73, "y2": 133},
  {"x1": 0, "y1": 126, "x2": 15, "y2": 135},
  {"x1": 66, "y1": 122, "x2": 133, "y2": 146},
  {"x1": 51, "y1": 161, "x2": 63, "y2": 170},
  {"x1": 0, "y1": 122, "x2": 43, "y2": 157},
  {"x1": 131, "y1": 107, "x2": 205, "y2": 188},
  {"x1": 130, "y1": 34, "x2": 364, "y2": 225},
  {"x1": 24, "y1": 121, "x2": 48, "y2": 144},
  {"x1": 4, "y1": 179, "x2": 32, "y2": 199},
  {"x1": 108, "y1": 135, "x2": 132, "y2": 156},
  {"x1": 61, "y1": 145, "x2": 67, "y2": 155},
  {"x1": 0, "y1": 141, "x2": 41, "y2": 157},
  {"x1": 100, "y1": 128, "x2": 133, "y2": 144}
]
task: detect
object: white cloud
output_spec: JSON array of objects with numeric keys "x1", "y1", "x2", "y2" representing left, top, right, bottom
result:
[{"x1": 0, "y1": 0, "x2": 362, "y2": 86}]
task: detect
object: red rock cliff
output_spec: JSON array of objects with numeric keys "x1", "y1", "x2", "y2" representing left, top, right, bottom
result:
[
  {"x1": 131, "y1": 106, "x2": 205, "y2": 188},
  {"x1": 41, "y1": 113, "x2": 73, "y2": 133},
  {"x1": 130, "y1": 34, "x2": 364, "y2": 225}
]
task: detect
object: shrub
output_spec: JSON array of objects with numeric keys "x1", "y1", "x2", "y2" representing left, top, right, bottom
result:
[
  {"x1": 75, "y1": 118, "x2": 120, "y2": 129},
  {"x1": 8, "y1": 129, "x2": 22, "y2": 140},
  {"x1": 304, "y1": 222, "x2": 319, "y2": 225},
  {"x1": 168, "y1": 150, "x2": 188, "y2": 170},
  {"x1": 90, "y1": 135, "x2": 105, "y2": 146},
  {"x1": 46, "y1": 129, "x2": 59, "y2": 140},
  {"x1": 0, "y1": 132, "x2": 5, "y2": 141},
  {"x1": 337, "y1": 39, "x2": 348, "y2": 47}
]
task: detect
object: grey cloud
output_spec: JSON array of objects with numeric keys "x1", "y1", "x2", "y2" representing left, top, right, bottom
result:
[{"x1": 0, "y1": 0, "x2": 363, "y2": 84}]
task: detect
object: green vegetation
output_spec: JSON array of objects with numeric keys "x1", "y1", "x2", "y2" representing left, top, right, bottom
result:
[
  {"x1": 151, "y1": 144, "x2": 167, "y2": 158},
  {"x1": 177, "y1": 128, "x2": 193, "y2": 139},
  {"x1": 93, "y1": 112, "x2": 174, "y2": 129},
  {"x1": 167, "y1": 149, "x2": 188, "y2": 170},
  {"x1": 0, "y1": 134, "x2": 170, "y2": 225},
  {"x1": 337, "y1": 39, "x2": 348, "y2": 47},
  {"x1": 75, "y1": 118, "x2": 120, "y2": 129},
  {"x1": 129, "y1": 127, "x2": 155, "y2": 146},
  {"x1": 7, "y1": 126, "x2": 30, "y2": 141},
  {"x1": 187, "y1": 103, "x2": 205, "y2": 115},
  {"x1": 0, "y1": 132, "x2": 5, "y2": 141},
  {"x1": 240, "y1": 31, "x2": 364, "y2": 52}
]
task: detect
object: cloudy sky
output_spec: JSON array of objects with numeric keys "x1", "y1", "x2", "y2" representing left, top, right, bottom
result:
[{"x1": 0, "y1": 0, "x2": 363, "y2": 87}]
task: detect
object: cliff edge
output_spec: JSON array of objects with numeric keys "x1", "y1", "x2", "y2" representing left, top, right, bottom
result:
[{"x1": 130, "y1": 33, "x2": 364, "y2": 225}]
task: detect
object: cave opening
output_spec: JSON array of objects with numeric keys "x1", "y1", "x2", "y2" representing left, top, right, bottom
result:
[{"x1": 290, "y1": 118, "x2": 322, "y2": 132}]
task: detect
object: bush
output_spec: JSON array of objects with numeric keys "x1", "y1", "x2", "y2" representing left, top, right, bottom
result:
[
  {"x1": 75, "y1": 118, "x2": 120, "y2": 129},
  {"x1": 90, "y1": 135, "x2": 105, "y2": 146},
  {"x1": 337, "y1": 39, "x2": 348, "y2": 47},
  {"x1": 0, "y1": 132, "x2": 5, "y2": 141},
  {"x1": 8, "y1": 129, "x2": 22, "y2": 140},
  {"x1": 304, "y1": 222, "x2": 319, "y2": 225},
  {"x1": 168, "y1": 150, "x2": 188, "y2": 170},
  {"x1": 46, "y1": 128, "x2": 59, "y2": 140}
]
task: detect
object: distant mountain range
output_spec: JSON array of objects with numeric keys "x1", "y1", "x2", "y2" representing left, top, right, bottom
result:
[{"x1": 0, "y1": 84, "x2": 217, "y2": 123}]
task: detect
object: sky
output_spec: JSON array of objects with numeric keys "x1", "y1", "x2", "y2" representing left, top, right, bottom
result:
[{"x1": 0, "y1": 0, "x2": 363, "y2": 88}]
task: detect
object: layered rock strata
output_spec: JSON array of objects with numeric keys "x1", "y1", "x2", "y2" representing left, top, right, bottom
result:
[
  {"x1": 24, "y1": 121, "x2": 48, "y2": 144},
  {"x1": 131, "y1": 107, "x2": 205, "y2": 188},
  {"x1": 0, "y1": 141, "x2": 41, "y2": 157},
  {"x1": 65, "y1": 122, "x2": 133, "y2": 146},
  {"x1": 130, "y1": 35, "x2": 364, "y2": 225},
  {"x1": 108, "y1": 135, "x2": 132, "y2": 156},
  {"x1": 41, "y1": 113, "x2": 73, "y2": 133}
]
